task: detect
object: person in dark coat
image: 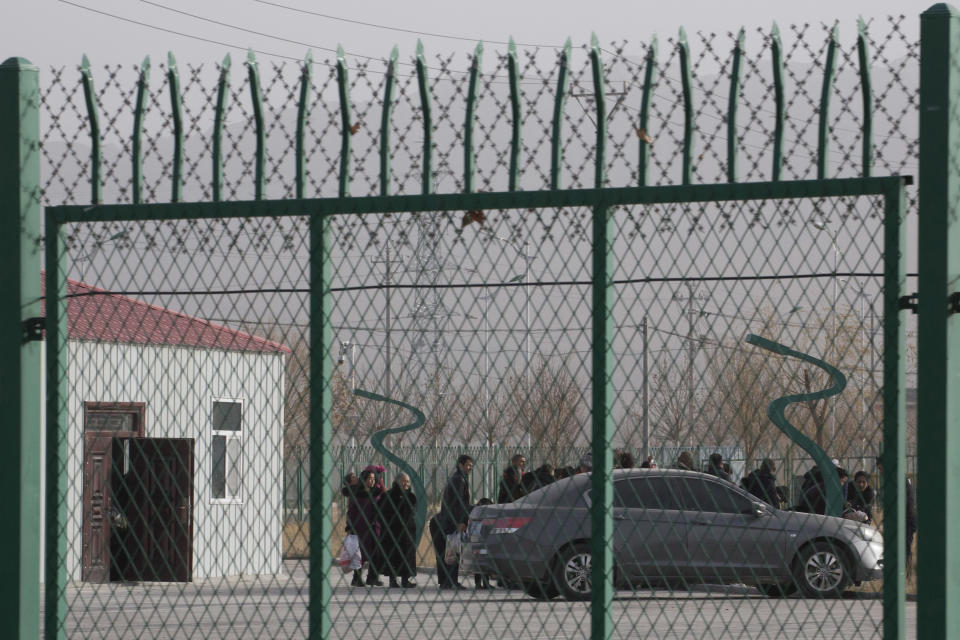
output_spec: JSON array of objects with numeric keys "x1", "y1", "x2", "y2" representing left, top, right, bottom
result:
[
  {"x1": 431, "y1": 454, "x2": 474, "y2": 589},
  {"x1": 796, "y1": 465, "x2": 846, "y2": 515},
  {"x1": 675, "y1": 451, "x2": 694, "y2": 471},
  {"x1": 497, "y1": 466, "x2": 524, "y2": 503},
  {"x1": 847, "y1": 471, "x2": 876, "y2": 523},
  {"x1": 521, "y1": 464, "x2": 555, "y2": 494},
  {"x1": 378, "y1": 473, "x2": 417, "y2": 588},
  {"x1": 742, "y1": 458, "x2": 782, "y2": 507},
  {"x1": 342, "y1": 469, "x2": 385, "y2": 587},
  {"x1": 707, "y1": 453, "x2": 733, "y2": 483}
]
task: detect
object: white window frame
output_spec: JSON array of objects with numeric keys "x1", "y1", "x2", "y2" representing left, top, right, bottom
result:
[{"x1": 211, "y1": 397, "x2": 244, "y2": 504}]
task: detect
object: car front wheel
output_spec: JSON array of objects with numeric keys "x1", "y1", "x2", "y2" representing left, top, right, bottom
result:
[
  {"x1": 553, "y1": 544, "x2": 592, "y2": 601},
  {"x1": 794, "y1": 541, "x2": 850, "y2": 597}
]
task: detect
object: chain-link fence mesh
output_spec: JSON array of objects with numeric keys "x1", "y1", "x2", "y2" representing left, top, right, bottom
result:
[{"x1": 39, "y1": 16, "x2": 916, "y2": 640}]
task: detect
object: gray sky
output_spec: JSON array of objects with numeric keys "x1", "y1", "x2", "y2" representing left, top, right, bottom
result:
[{"x1": 6, "y1": 0, "x2": 929, "y2": 68}]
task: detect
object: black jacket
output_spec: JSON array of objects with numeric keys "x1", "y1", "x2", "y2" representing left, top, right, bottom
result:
[
  {"x1": 743, "y1": 469, "x2": 780, "y2": 507},
  {"x1": 436, "y1": 468, "x2": 471, "y2": 534}
]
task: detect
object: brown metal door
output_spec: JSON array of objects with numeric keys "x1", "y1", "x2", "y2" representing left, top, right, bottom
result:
[
  {"x1": 114, "y1": 438, "x2": 194, "y2": 582},
  {"x1": 81, "y1": 433, "x2": 113, "y2": 582},
  {"x1": 81, "y1": 403, "x2": 145, "y2": 583}
]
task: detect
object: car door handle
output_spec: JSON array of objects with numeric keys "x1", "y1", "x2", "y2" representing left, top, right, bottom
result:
[
  {"x1": 693, "y1": 519, "x2": 711, "y2": 526},
  {"x1": 613, "y1": 514, "x2": 627, "y2": 521}
]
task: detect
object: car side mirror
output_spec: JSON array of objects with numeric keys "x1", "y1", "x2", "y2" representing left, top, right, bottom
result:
[{"x1": 752, "y1": 502, "x2": 766, "y2": 518}]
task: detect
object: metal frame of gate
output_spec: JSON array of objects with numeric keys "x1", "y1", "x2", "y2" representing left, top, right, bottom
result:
[{"x1": 42, "y1": 177, "x2": 909, "y2": 640}]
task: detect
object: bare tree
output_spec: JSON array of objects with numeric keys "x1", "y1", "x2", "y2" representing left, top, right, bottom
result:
[{"x1": 499, "y1": 357, "x2": 588, "y2": 466}]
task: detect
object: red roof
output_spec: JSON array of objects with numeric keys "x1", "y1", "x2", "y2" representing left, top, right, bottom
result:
[{"x1": 45, "y1": 276, "x2": 290, "y2": 354}]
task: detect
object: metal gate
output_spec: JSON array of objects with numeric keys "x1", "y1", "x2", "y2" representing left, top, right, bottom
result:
[{"x1": 7, "y1": 7, "x2": 960, "y2": 640}]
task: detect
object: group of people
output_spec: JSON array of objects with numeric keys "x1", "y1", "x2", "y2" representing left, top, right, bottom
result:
[
  {"x1": 739, "y1": 454, "x2": 917, "y2": 567},
  {"x1": 342, "y1": 450, "x2": 918, "y2": 590},
  {"x1": 340, "y1": 465, "x2": 418, "y2": 588}
]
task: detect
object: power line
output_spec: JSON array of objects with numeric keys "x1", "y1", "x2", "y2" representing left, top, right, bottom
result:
[{"x1": 252, "y1": 0, "x2": 560, "y2": 49}]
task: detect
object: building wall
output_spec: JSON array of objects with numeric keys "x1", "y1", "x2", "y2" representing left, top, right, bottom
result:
[{"x1": 62, "y1": 341, "x2": 285, "y2": 581}]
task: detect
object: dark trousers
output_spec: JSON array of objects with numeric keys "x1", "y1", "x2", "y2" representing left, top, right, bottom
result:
[{"x1": 429, "y1": 517, "x2": 459, "y2": 586}]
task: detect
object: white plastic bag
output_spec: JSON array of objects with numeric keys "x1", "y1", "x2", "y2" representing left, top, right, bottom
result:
[
  {"x1": 444, "y1": 531, "x2": 463, "y2": 565},
  {"x1": 338, "y1": 534, "x2": 363, "y2": 573}
]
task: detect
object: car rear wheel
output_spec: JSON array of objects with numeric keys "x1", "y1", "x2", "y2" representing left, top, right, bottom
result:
[
  {"x1": 553, "y1": 544, "x2": 592, "y2": 601},
  {"x1": 794, "y1": 541, "x2": 850, "y2": 598},
  {"x1": 522, "y1": 580, "x2": 558, "y2": 600},
  {"x1": 755, "y1": 582, "x2": 797, "y2": 598}
]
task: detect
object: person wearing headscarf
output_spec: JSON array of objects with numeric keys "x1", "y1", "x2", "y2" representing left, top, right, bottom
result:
[
  {"x1": 342, "y1": 468, "x2": 385, "y2": 587},
  {"x1": 378, "y1": 473, "x2": 418, "y2": 588}
]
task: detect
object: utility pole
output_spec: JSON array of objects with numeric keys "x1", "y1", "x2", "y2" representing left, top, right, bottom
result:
[
  {"x1": 642, "y1": 316, "x2": 649, "y2": 462},
  {"x1": 674, "y1": 282, "x2": 707, "y2": 442},
  {"x1": 372, "y1": 243, "x2": 405, "y2": 398}
]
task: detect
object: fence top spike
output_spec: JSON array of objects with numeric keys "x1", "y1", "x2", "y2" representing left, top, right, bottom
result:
[
  {"x1": 167, "y1": 51, "x2": 177, "y2": 69},
  {"x1": 734, "y1": 27, "x2": 745, "y2": 48},
  {"x1": 857, "y1": 16, "x2": 868, "y2": 37},
  {"x1": 387, "y1": 45, "x2": 399, "y2": 72},
  {"x1": 508, "y1": 36, "x2": 516, "y2": 56},
  {"x1": 771, "y1": 21, "x2": 781, "y2": 40},
  {"x1": 562, "y1": 37, "x2": 572, "y2": 58},
  {"x1": 81, "y1": 53, "x2": 91, "y2": 71},
  {"x1": 590, "y1": 32, "x2": 600, "y2": 51},
  {"x1": 678, "y1": 26, "x2": 689, "y2": 46},
  {"x1": 303, "y1": 49, "x2": 313, "y2": 66},
  {"x1": 246, "y1": 48, "x2": 257, "y2": 67},
  {"x1": 336, "y1": 44, "x2": 346, "y2": 62},
  {"x1": 416, "y1": 39, "x2": 425, "y2": 58},
  {"x1": 473, "y1": 41, "x2": 484, "y2": 61},
  {"x1": 220, "y1": 52, "x2": 232, "y2": 72},
  {"x1": 828, "y1": 21, "x2": 839, "y2": 42},
  {"x1": 140, "y1": 55, "x2": 151, "y2": 73}
]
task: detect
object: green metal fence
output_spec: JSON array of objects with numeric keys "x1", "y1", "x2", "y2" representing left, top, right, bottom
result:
[{"x1": 6, "y1": 7, "x2": 959, "y2": 640}]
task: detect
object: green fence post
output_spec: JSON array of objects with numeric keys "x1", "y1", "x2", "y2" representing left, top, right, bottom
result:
[
  {"x1": 212, "y1": 54, "x2": 231, "y2": 203},
  {"x1": 918, "y1": 4, "x2": 960, "y2": 639},
  {"x1": 132, "y1": 56, "x2": 150, "y2": 205},
  {"x1": 589, "y1": 35, "x2": 613, "y2": 640},
  {"x1": 167, "y1": 52, "x2": 184, "y2": 203},
  {"x1": 770, "y1": 23, "x2": 785, "y2": 181},
  {"x1": 0, "y1": 56, "x2": 42, "y2": 640},
  {"x1": 309, "y1": 209, "x2": 333, "y2": 639},
  {"x1": 295, "y1": 50, "x2": 313, "y2": 200},
  {"x1": 246, "y1": 50, "x2": 265, "y2": 200},
  {"x1": 882, "y1": 177, "x2": 908, "y2": 640},
  {"x1": 550, "y1": 39, "x2": 572, "y2": 190},
  {"x1": 79, "y1": 55, "x2": 101, "y2": 204},
  {"x1": 507, "y1": 38, "x2": 522, "y2": 192},
  {"x1": 415, "y1": 41, "x2": 434, "y2": 196}
]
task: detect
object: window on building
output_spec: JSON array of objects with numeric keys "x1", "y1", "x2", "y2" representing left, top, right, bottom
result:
[{"x1": 211, "y1": 400, "x2": 242, "y2": 502}]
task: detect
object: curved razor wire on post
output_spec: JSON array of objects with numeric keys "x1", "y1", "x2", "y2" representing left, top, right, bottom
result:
[
  {"x1": 353, "y1": 389, "x2": 428, "y2": 542},
  {"x1": 745, "y1": 334, "x2": 846, "y2": 517}
]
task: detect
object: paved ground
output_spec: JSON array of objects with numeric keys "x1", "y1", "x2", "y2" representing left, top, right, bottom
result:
[{"x1": 47, "y1": 560, "x2": 915, "y2": 639}]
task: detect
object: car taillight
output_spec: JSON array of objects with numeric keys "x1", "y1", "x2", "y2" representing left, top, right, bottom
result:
[{"x1": 482, "y1": 516, "x2": 532, "y2": 534}]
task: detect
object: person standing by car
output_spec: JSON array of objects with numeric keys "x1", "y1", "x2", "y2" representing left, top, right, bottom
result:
[
  {"x1": 706, "y1": 452, "x2": 733, "y2": 483},
  {"x1": 675, "y1": 451, "x2": 694, "y2": 471},
  {"x1": 432, "y1": 454, "x2": 474, "y2": 589},
  {"x1": 497, "y1": 466, "x2": 523, "y2": 503},
  {"x1": 847, "y1": 471, "x2": 876, "y2": 523},
  {"x1": 342, "y1": 469, "x2": 385, "y2": 587},
  {"x1": 379, "y1": 473, "x2": 417, "y2": 588},
  {"x1": 876, "y1": 456, "x2": 918, "y2": 573},
  {"x1": 742, "y1": 458, "x2": 782, "y2": 507}
]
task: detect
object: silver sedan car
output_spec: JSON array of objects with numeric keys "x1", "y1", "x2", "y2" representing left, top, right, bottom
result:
[{"x1": 463, "y1": 469, "x2": 883, "y2": 600}]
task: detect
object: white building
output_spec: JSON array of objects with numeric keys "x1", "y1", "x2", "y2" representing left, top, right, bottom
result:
[{"x1": 53, "y1": 277, "x2": 288, "y2": 582}]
